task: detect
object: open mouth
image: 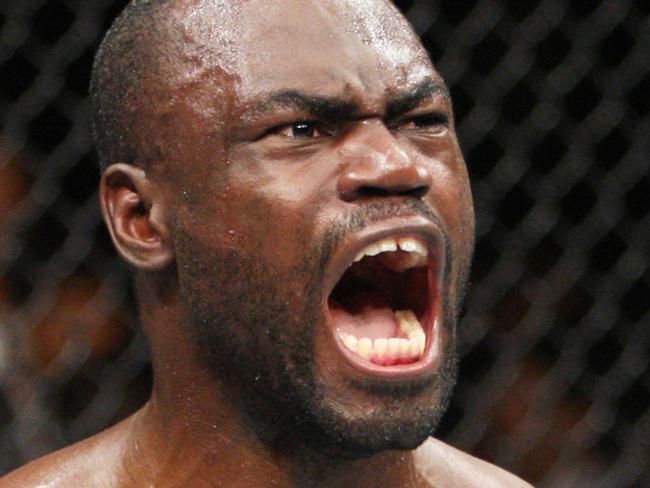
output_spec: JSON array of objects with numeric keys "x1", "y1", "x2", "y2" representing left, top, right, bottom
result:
[{"x1": 327, "y1": 234, "x2": 442, "y2": 375}]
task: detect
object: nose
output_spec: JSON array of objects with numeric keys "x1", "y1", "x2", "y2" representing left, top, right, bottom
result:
[{"x1": 337, "y1": 121, "x2": 433, "y2": 202}]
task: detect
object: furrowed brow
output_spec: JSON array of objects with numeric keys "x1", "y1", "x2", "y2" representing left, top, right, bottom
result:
[
  {"x1": 386, "y1": 80, "x2": 451, "y2": 119},
  {"x1": 242, "y1": 91, "x2": 360, "y2": 122},
  {"x1": 240, "y1": 80, "x2": 450, "y2": 124}
]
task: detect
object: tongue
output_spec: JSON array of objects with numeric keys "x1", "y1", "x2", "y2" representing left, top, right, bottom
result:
[{"x1": 329, "y1": 292, "x2": 398, "y2": 339}]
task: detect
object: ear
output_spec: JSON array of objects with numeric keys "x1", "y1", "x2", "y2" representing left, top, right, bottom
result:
[{"x1": 100, "y1": 163, "x2": 174, "y2": 270}]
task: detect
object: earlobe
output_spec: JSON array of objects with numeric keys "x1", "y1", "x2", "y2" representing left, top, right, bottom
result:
[{"x1": 100, "y1": 163, "x2": 175, "y2": 271}]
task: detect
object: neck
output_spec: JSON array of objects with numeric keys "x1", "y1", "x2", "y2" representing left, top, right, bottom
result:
[{"x1": 124, "y1": 402, "x2": 421, "y2": 487}]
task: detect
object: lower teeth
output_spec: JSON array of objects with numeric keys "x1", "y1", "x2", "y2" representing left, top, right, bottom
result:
[{"x1": 338, "y1": 309, "x2": 426, "y2": 365}]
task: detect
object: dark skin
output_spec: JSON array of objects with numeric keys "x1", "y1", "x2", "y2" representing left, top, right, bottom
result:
[{"x1": 1, "y1": 1, "x2": 531, "y2": 486}]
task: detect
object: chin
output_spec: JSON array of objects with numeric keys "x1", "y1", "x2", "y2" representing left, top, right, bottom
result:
[{"x1": 284, "y1": 347, "x2": 459, "y2": 459}]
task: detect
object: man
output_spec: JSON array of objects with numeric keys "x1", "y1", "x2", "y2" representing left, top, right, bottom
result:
[{"x1": 2, "y1": 0, "x2": 531, "y2": 486}]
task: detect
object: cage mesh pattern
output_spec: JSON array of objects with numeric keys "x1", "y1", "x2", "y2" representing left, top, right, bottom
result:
[{"x1": 0, "y1": 1, "x2": 648, "y2": 486}]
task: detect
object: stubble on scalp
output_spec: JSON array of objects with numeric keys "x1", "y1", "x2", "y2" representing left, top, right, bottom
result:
[{"x1": 91, "y1": 0, "x2": 242, "y2": 171}]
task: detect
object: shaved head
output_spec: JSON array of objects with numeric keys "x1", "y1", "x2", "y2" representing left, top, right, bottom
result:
[
  {"x1": 90, "y1": 0, "x2": 428, "y2": 170},
  {"x1": 91, "y1": 0, "x2": 170, "y2": 168}
]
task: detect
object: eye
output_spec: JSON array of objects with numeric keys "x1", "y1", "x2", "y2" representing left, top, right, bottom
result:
[
  {"x1": 273, "y1": 121, "x2": 328, "y2": 138},
  {"x1": 399, "y1": 113, "x2": 449, "y2": 133}
]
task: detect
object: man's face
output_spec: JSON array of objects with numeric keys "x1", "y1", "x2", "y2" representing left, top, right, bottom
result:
[{"x1": 152, "y1": 0, "x2": 474, "y2": 456}]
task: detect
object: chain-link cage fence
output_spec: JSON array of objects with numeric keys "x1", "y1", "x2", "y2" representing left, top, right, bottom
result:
[{"x1": 0, "y1": 0, "x2": 648, "y2": 486}]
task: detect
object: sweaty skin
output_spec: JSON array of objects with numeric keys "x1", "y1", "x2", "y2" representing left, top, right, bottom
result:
[{"x1": 2, "y1": 0, "x2": 532, "y2": 486}]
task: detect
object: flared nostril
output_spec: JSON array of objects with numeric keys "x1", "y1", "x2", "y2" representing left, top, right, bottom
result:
[
  {"x1": 337, "y1": 163, "x2": 432, "y2": 202},
  {"x1": 336, "y1": 121, "x2": 433, "y2": 201}
]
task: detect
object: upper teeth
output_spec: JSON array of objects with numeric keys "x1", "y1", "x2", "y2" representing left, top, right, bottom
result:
[{"x1": 354, "y1": 237, "x2": 427, "y2": 263}]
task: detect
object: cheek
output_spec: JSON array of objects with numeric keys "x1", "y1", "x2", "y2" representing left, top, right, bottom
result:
[
  {"x1": 415, "y1": 146, "x2": 474, "y2": 240},
  {"x1": 220, "y1": 160, "x2": 330, "y2": 265},
  {"x1": 445, "y1": 163, "x2": 474, "y2": 245},
  {"x1": 420, "y1": 148, "x2": 475, "y2": 286},
  {"x1": 233, "y1": 194, "x2": 312, "y2": 271}
]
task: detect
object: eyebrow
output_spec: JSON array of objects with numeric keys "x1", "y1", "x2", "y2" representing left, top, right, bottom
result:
[
  {"x1": 386, "y1": 79, "x2": 450, "y2": 119},
  {"x1": 240, "y1": 79, "x2": 450, "y2": 123}
]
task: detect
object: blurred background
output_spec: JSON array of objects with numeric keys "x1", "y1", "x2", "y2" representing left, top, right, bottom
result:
[{"x1": 0, "y1": 0, "x2": 648, "y2": 485}]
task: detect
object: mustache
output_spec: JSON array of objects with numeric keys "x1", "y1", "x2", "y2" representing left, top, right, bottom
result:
[{"x1": 314, "y1": 199, "x2": 451, "y2": 276}]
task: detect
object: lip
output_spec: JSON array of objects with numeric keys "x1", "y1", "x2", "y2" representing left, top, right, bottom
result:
[{"x1": 322, "y1": 216, "x2": 446, "y2": 381}]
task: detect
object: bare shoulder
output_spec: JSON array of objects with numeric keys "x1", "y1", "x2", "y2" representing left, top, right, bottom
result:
[
  {"x1": 414, "y1": 437, "x2": 534, "y2": 488},
  {"x1": 0, "y1": 419, "x2": 131, "y2": 488}
]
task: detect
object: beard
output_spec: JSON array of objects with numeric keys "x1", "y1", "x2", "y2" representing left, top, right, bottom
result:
[{"x1": 175, "y1": 200, "x2": 468, "y2": 459}]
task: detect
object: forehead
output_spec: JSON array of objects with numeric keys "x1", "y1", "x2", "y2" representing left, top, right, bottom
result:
[{"x1": 168, "y1": 0, "x2": 436, "y2": 109}]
